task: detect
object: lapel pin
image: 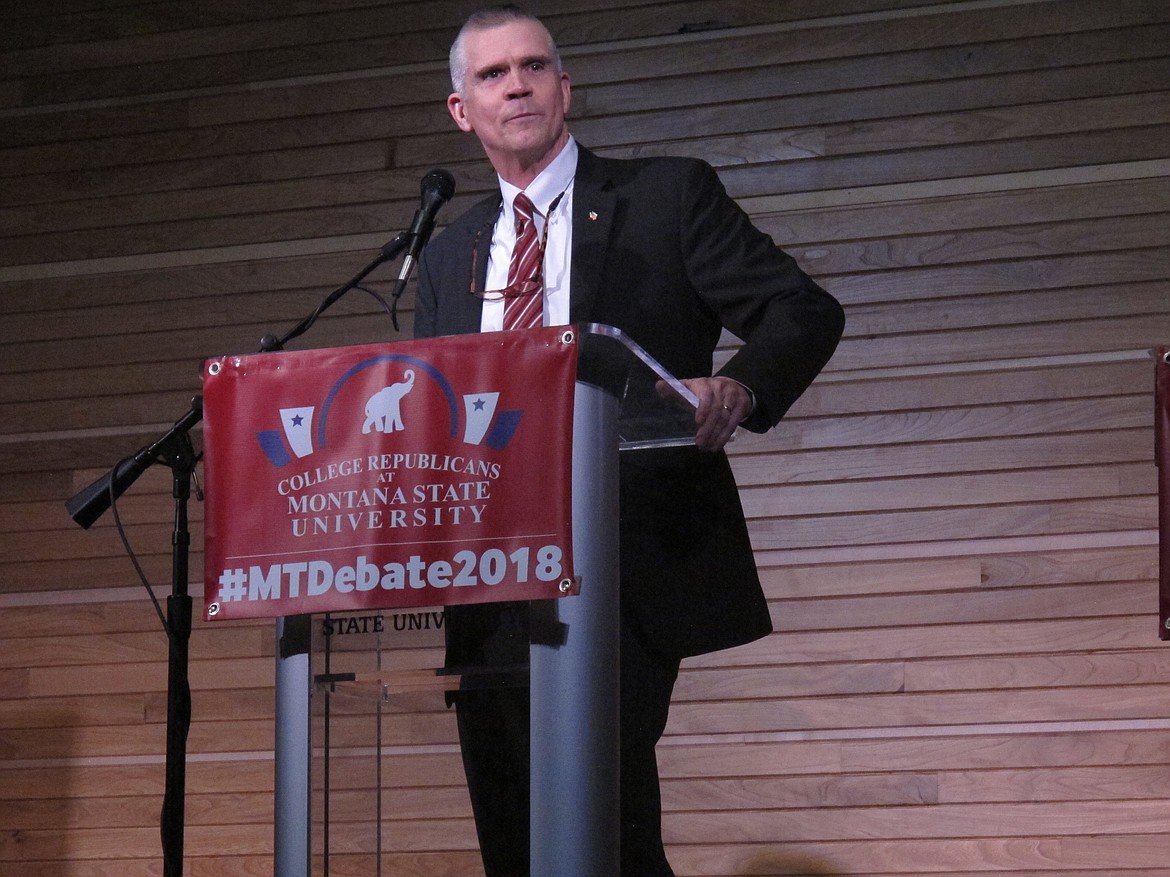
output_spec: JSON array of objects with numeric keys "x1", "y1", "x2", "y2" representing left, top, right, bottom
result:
[{"x1": 589, "y1": 211, "x2": 599, "y2": 221}]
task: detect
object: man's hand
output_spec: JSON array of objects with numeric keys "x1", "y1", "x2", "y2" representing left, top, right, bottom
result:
[{"x1": 683, "y1": 376, "x2": 752, "y2": 452}]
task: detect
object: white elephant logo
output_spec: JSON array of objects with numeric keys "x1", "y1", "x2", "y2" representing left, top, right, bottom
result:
[{"x1": 362, "y1": 370, "x2": 416, "y2": 434}]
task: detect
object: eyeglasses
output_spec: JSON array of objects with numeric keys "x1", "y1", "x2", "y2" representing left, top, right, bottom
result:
[
  {"x1": 469, "y1": 214, "x2": 550, "y2": 302},
  {"x1": 469, "y1": 190, "x2": 567, "y2": 302}
]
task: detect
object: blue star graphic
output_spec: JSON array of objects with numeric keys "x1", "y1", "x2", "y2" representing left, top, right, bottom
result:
[
  {"x1": 291, "y1": 415, "x2": 304, "y2": 427},
  {"x1": 473, "y1": 398, "x2": 486, "y2": 411}
]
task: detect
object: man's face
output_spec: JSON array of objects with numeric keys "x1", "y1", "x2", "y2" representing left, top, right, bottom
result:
[{"x1": 448, "y1": 19, "x2": 572, "y2": 181}]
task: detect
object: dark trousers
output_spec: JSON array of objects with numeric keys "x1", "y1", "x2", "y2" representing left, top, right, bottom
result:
[{"x1": 453, "y1": 614, "x2": 681, "y2": 877}]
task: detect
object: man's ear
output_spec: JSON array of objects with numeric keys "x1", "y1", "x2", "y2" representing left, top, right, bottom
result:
[{"x1": 448, "y1": 93, "x2": 473, "y2": 133}]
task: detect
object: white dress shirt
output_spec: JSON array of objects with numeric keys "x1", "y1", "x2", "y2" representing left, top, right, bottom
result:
[{"x1": 479, "y1": 137, "x2": 578, "y2": 332}]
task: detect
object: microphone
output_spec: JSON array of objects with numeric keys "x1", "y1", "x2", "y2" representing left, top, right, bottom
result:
[
  {"x1": 388, "y1": 168, "x2": 456, "y2": 330},
  {"x1": 396, "y1": 168, "x2": 457, "y2": 286}
]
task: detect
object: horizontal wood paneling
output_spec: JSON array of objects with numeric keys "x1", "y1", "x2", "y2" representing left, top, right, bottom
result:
[{"x1": 2, "y1": 0, "x2": 1168, "y2": 875}]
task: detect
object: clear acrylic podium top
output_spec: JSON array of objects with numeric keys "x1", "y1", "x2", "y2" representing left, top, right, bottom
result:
[{"x1": 576, "y1": 322, "x2": 700, "y2": 450}]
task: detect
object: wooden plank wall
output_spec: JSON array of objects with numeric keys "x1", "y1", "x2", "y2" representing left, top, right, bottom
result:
[{"x1": 2, "y1": 0, "x2": 1169, "y2": 874}]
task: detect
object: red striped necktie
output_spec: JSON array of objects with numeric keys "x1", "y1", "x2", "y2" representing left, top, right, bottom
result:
[{"x1": 502, "y1": 192, "x2": 543, "y2": 330}]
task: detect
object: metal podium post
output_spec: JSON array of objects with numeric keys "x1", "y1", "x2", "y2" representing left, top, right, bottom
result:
[
  {"x1": 274, "y1": 615, "x2": 311, "y2": 876},
  {"x1": 531, "y1": 378, "x2": 621, "y2": 876}
]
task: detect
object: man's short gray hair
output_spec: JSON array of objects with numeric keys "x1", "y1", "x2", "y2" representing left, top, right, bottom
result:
[{"x1": 449, "y1": 5, "x2": 562, "y2": 94}]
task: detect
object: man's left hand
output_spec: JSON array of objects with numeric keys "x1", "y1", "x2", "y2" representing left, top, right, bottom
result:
[{"x1": 684, "y1": 376, "x2": 752, "y2": 452}]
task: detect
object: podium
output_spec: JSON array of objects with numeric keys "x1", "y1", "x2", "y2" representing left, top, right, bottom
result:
[{"x1": 201, "y1": 325, "x2": 706, "y2": 876}]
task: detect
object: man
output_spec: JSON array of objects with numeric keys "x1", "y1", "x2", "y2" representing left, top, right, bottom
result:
[{"x1": 415, "y1": 7, "x2": 845, "y2": 876}]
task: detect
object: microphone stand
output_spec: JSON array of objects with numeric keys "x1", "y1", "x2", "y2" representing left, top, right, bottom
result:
[
  {"x1": 156, "y1": 412, "x2": 201, "y2": 877},
  {"x1": 65, "y1": 398, "x2": 203, "y2": 877},
  {"x1": 65, "y1": 221, "x2": 418, "y2": 877}
]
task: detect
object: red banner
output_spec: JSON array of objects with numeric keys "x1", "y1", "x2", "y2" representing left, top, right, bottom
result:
[
  {"x1": 202, "y1": 328, "x2": 578, "y2": 621},
  {"x1": 1158, "y1": 347, "x2": 1169, "y2": 639}
]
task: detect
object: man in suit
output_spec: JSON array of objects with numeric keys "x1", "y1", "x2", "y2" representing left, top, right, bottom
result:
[{"x1": 415, "y1": 6, "x2": 845, "y2": 875}]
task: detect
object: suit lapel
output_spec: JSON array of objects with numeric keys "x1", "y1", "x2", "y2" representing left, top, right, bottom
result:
[
  {"x1": 446, "y1": 194, "x2": 501, "y2": 335},
  {"x1": 569, "y1": 148, "x2": 617, "y2": 324}
]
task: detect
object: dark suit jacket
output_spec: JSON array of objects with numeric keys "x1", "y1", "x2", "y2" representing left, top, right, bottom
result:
[{"x1": 416, "y1": 145, "x2": 844, "y2": 659}]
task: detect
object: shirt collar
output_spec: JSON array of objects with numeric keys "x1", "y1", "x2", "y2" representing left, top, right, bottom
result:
[{"x1": 498, "y1": 136, "x2": 578, "y2": 218}]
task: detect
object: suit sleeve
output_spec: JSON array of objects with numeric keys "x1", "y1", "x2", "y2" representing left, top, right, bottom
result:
[{"x1": 679, "y1": 161, "x2": 844, "y2": 432}]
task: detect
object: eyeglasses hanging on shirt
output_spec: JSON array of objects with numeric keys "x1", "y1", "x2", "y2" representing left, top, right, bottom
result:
[{"x1": 469, "y1": 189, "x2": 569, "y2": 314}]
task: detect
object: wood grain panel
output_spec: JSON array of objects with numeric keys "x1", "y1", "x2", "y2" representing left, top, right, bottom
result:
[
  {"x1": 749, "y1": 496, "x2": 1157, "y2": 551},
  {"x1": 763, "y1": 175, "x2": 1170, "y2": 243},
  {"x1": 665, "y1": 799, "x2": 1170, "y2": 841},
  {"x1": 699, "y1": 616, "x2": 1158, "y2": 669}
]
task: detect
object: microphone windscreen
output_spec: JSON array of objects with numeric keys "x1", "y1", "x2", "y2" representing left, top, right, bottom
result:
[{"x1": 421, "y1": 168, "x2": 456, "y2": 203}]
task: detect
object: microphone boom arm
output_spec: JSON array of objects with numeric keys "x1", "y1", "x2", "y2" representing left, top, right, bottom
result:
[{"x1": 259, "y1": 231, "x2": 410, "y2": 352}]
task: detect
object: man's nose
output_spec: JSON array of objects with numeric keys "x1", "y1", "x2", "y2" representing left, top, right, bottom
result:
[{"x1": 504, "y1": 68, "x2": 532, "y2": 98}]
